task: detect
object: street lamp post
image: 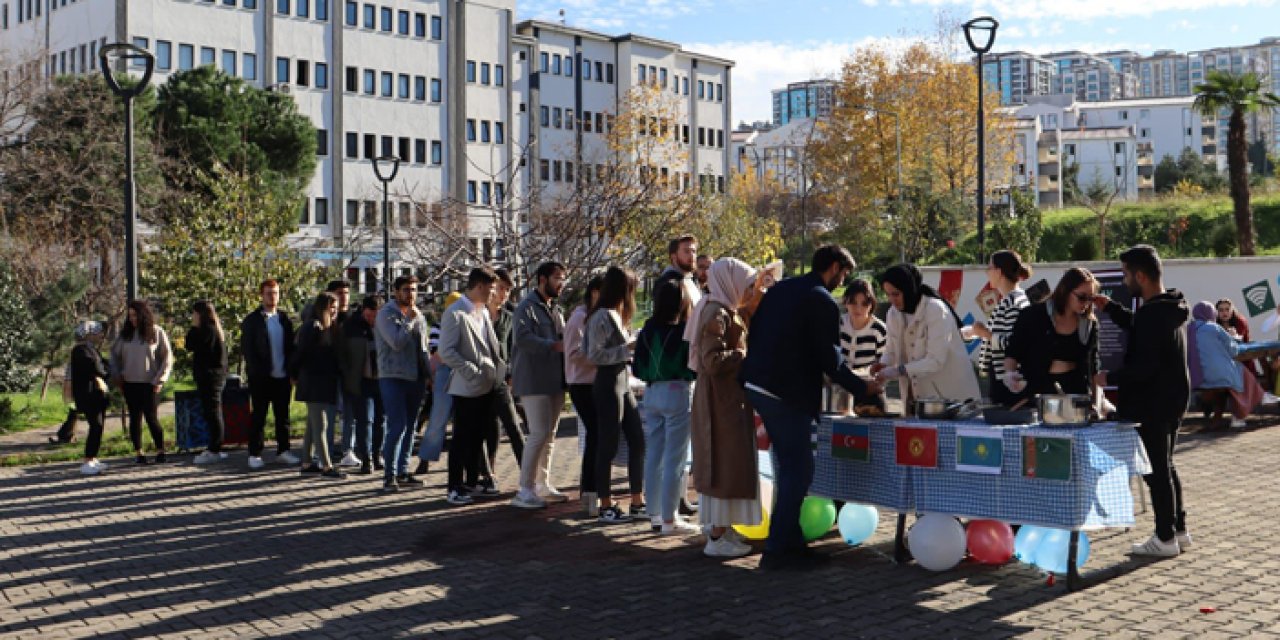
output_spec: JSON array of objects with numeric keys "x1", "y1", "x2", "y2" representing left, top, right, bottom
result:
[
  {"x1": 99, "y1": 43, "x2": 155, "y2": 303},
  {"x1": 372, "y1": 155, "x2": 401, "y2": 294},
  {"x1": 963, "y1": 16, "x2": 999, "y2": 265}
]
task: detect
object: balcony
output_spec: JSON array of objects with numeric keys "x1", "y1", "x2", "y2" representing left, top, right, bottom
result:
[
  {"x1": 1037, "y1": 175, "x2": 1059, "y2": 192},
  {"x1": 1138, "y1": 175, "x2": 1155, "y2": 189},
  {"x1": 1037, "y1": 148, "x2": 1059, "y2": 164}
]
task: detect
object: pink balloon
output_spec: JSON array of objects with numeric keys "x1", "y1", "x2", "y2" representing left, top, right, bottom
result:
[
  {"x1": 756, "y1": 425, "x2": 771, "y2": 450},
  {"x1": 966, "y1": 520, "x2": 1015, "y2": 565}
]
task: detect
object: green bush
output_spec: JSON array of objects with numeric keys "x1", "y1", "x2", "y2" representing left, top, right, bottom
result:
[
  {"x1": 1211, "y1": 221, "x2": 1238, "y2": 257},
  {"x1": 1070, "y1": 235, "x2": 1101, "y2": 261}
]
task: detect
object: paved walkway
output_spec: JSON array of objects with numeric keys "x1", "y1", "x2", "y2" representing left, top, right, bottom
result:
[{"x1": 3, "y1": 415, "x2": 1280, "y2": 638}]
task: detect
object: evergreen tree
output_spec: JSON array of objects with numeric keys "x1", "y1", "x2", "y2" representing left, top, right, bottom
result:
[{"x1": 0, "y1": 264, "x2": 35, "y2": 393}]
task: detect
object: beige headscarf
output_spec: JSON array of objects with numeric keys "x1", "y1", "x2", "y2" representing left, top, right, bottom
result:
[{"x1": 683, "y1": 258, "x2": 757, "y2": 372}]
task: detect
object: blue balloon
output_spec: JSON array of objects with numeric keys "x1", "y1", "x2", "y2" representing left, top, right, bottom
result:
[
  {"x1": 1031, "y1": 528, "x2": 1091, "y2": 574},
  {"x1": 837, "y1": 503, "x2": 880, "y2": 546},
  {"x1": 1014, "y1": 525, "x2": 1046, "y2": 562}
]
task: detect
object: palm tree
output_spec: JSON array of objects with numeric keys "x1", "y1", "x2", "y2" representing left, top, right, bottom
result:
[{"x1": 1194, "y1": 70, "x2": 1280, "y2": 255}]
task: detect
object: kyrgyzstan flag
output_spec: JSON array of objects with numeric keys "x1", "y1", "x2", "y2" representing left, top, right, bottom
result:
[
  {"x1": 831, "y1": 421, "x2": 870, "y2": 462},
  {"x1": 894, "y1": 424, "x2": 938, "y2": 468}
]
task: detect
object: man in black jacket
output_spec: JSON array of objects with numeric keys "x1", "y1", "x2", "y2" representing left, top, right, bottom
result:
[
  {"x1": 741, "y1": 245, "x2": 881, "y2": 570},
  {"x1": 241, "y1": 279, "x2": 299, "y2": 469},
  {"x1": 1094, "y1": 245, "x2": 1191, "y2": 557}
]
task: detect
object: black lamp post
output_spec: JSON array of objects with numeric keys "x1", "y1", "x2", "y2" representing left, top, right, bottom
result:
[
  {"x1": 372, "y1": 155, "x2": 401, "y2": 294},
  {"x1": 963, "y1": 16, "x2": 998, "y2": 265},
  {"x1": 98, "y1": 43, "x2": 155, "y2": 303}
]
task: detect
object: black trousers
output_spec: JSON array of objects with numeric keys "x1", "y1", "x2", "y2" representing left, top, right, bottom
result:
[
  {"x1": 481, "y1": 382, "x2": 525, "y2": 478},
  {"x1": 450, "y1": 392, "x2": 495, "y2": 491},
  {"x1": 1138, "y1": 419, "x2": 1187, "y2": 541},
  {"x1": 80, "y1": 398, "x2": 106, "y2": 459},
  {"x1": 195, "y1": 372, "x2": 227, "y2": 453},
  {"x1": 55, "y1": 408, "x2": 78, "y2": 442},
  {"x1": 248, "y1": 376, "x2": 292, "y2": 457},
  {"x1": 592, "y1": 364, "x2": 644, "y2": 499},
  {"x1": 123, "y1": 382, "x2": 164, "y2": 452},
  {"x1": 568, "y1": 383, "x2": 599, "y2": 493}
]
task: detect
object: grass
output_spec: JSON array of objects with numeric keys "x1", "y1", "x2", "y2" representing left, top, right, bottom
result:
[{"x1": 0, "y1": 389, "x2": 75, "y2": 435}]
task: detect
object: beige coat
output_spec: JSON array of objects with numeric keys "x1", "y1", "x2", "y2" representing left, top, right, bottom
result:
[
  {"x1": 690, "y1": 303, "x2": 758, "y2": 500},
  {"x1": 881, "y1": 297, "x2": 982, "y2": 404}
]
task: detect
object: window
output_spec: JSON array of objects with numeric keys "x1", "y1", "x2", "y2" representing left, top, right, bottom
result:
[
  {"x1": 381, "y1": 71, "x2": 392, "y2": 97},
  {"x1": 716, "y1": 83, "x2": 723, "y2": 102},
  {"x1": 552, "y1": 107, "x2": 562, "y2": 129},
  {"x1": 362, "y1": 3, "x2": 374, "y2": 28},
  {"x1": 1114, "y1": 142, "x2": 1125, "y2": 154},
  {"x1": 296, "y1": 59, "x2": 309, "y2": 86},
  {"x1": 315, "y1": 62, "x2": 328, "y2": 88},
  {"x1": 606, "y1": 63, "x2": 614, "y2": 83},
  {"x1": 414, "y1": 76, "x2": 425, "y2": 101},
  {"x1": 539, "y1": 52, "x2": 548, "y2": 73},
  {"x1": 698, "y1": 80, "x2": 705, "y2": 99},
  {"x1": 243, "y1": 53, "x2": 257, "y2": 80},
  {"x1": 466, "y1": 119, "x2": 476, "y2": 141},
  {"x1": 566, "y1": 109, "x2": 574, "y2": 129},
  {"x1": 178, "y1": 44, "x2": 194, "y2": 70},
  {"x1": 467, "y1": 181, "x2": 477, "y2": 203},
  {"x1": 698, "y1": 127, "x2": 705, "y2": 146},
  {"x1": 345, "y1": 132, "x2": 358, "y2": 158},
  {"x1": 201, "y1": 47, "x2": 216, "y2": 66},
  {"x1": 495, "y1": 64, "x2": 504, "y2": 86},
  {"x1": 414, "y1": 139, "x2": 426, "y2": 163},
  {"x1": 659, "y1": 67, "x2": 667, "y2": 88},
  {"x1": 398, "y1": 10, "x2": 408, "y2": 34},
  {"x1": 277, "y1": 0, "x2": 288, "y2": 15},
  {"x1": 344, "y1": 1, "x2": 355, "y2": 25},
  {"x1": 316, "y1": 128, "x2": 328, "y2": 155},
  {"x1": 276, "y1": 57, "x2": 290, "y2": 83},
  {"x1": 552, "y1": 54, "x2": 561, "y2": 75},
  {"x1": 595, "y1": 61, "x2": 603, "y2": 82},
  {"x1": 430, "y1": 78, "x2": 441, "y2": 102},
  {"x1": 315, "y1": 0, "x2": 327, "y2": 20},
  {"x1": 682, "y1": 77, "x2": 689, "y2": 95},
  {"x1": 346, "y1": 200, "x2": 359, "y2": 225},
  {"x1": 364, "y1": 200, "x2": 376, "y2": 226},
  {"x1": 480, "y1": 120, "x2": 490, "y2": 143},
  {"x1": 398, "y1": 136, "x2": 410, "y2": 162},
  {"x1": 380, "y1": 6, "x2": 391, "y2": 31},
  {"x1": 553, "y1": 161, "x2": 562, "y2": 182},
  {"x1": 494, "y1": 182, "x2": 504, "y2": 204},
  {"x1": 300, "y1": 199, "x2": 309, "y2": 225},
  {"x1": 222, "y1": 50, "x2": 236, "y2": 75},
  {"x1": 296, "y1": 0, "x2": 308, "y2": 18},
  {"x1": 480, "y1": 182, "x2": 491, "y2": 205},
  {"x1": 431, "y1": 141, "x2": 442, "y2": 164},
  {"x1": 430, "y1": 16, "x2": 441, "y2": 40},
  {"x1": 156, "y1": 40, "x2": 172, "y2": 70},
  {"x1": 314, "y1": 198, "x2": 328, "y2": 225},
  {"x1": 466, "y1": 60, "x2": 476, "y2": 82},
  {"x1": 583, "y1": 60, "x2": 591, "y2": 80},
  {"x1": 398, "y1": 202, "x2": 410, "y2": 227},
  {"x1": 637, "y1": 64, "x2": 646, "y2": 83},
  {"x1": 583, "y1": 111, "x2": 593, "y2": 132},
  {"x1": 717, "y1": 130, "x2": 724, "y2": 148},
  {"x1": 596, "y1": 113, "x2": 604, "y2": 133},
  {"x1": 565, "y1": 58, "x2": 573, "y2": 77},
  {"x1": 414, "y1": 13, "x2": 425, "y2": 37},
  {"x1": 539, "y1": 159, "x2": 549, "y2": 181},
  {"x1": 398, "y1": 74, "x2": 409, "y2": 98},
  {"x1": 480, "y1": 62, "x2": 490, "y2": 85},
  {"x1": 1115, "y1": 166, "x2": 1123, "y2": 177},
  {"x1": 132, "y1": 38, "x2": 149, "y2": 67},
  {"x1": 380, "y1": 135, "x2": 392, "y2": 157},
  {"x1": 363, "y1": 133, "x2": 375, "y2": 159},
  {"x1": 346, "y1": 66, "x2": 358, "y2": 91},
  {"x1": 540, "y1": 106, "x2": 549, "y2": 128},
  {"x1": 494, "y1": 122, "x2": 504, "y2": 144}
]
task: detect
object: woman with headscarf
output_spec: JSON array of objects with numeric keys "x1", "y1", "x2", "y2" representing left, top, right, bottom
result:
[
  {"x1": 872, "y1": 263, "x2": 980, "y2": 409},
  {"x1": 69, "y1": 321, "x2": 110, "y2": 476},
  {"x1": 686, "y1": 258, "x2": 759, "y2": 559},
  {"x1": 1188, "y1": 300, "x2": 1257, "y2": 428}
]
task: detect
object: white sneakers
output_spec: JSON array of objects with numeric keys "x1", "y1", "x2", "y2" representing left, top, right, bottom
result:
[
  {"x1": 1130, "y1": 533, "x2": 1180, "y2": 557},
  {"x1": 1230, "y1": 419, "x2": 1248, "y2": 429},
  {"x1": 537, "y1": 485, "x2": 569, "y2": 503},
  {"x1": 1176, "y1": 531, "x2": 1193, "y2": 549},
  {"x1": 661, "y1": 518, "x2": 702, "y2": 536},
  {"x1": 276, "y1": 451, "x2": 301, "y2": 465},
  {"x1": 511, "y1": 490, "x2": 548, "y2": 509},
  {"x1": 193, "y1": 451, "x2": 222, "y2": 465},
  {"x1": 704, "y1": 533, "x2": 753, "y2": 558},
  {"x1": 248, "y1": 456, "x2": 265, "y2": 470},
  {"x1": 80, "y1": 460, "x2": 108, "y2": 475},
  {"x1": 337, "y1": 452, "x2": 362, "y2": 467}
]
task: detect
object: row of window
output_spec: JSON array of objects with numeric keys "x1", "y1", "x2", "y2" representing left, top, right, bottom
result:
[
  {"x1": 275, "y1": 56, "x2": 329, "y2": 88},
  {"x1": 48, "y1": 37, "x2": 106, "y2": 77},
  {"x1": 464, "y1": 119, "x2": 506, "y2": 144},
  {"x1": 464, "y1": 60, "x2": 505, "y2": 87},
  {"x1": 345, "y1": 66, "x2": 441, "y2": 102},
  {"x1": 636, "y1": 64, "x2": 725, "y2": 102},
  {"x1": 538, "y1": 106, "x2": 615, "y2": 135},
  {"x1": 537, "y1": 52, "x2": 615, "y2": 84},
  {"x1": 276, "y1": 0, "x2": 327, "y2": 20},
  {"x1": 343, "y1": 1, "x2": 442, "y2": 40},
  {"x1": 536, "y1": 160, "x2": 726, "y2": 194},
  {"x1": 133, "y1": 37, "x2": 260, "y2": 81},
  {"x1": 465, "y1": 180, "x2": 506, "y2": 206},
  {"x1": 343, "y1": 131, "x2": 443, "y2": 165}
]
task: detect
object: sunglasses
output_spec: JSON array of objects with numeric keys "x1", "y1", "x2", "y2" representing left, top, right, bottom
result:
[{"x1": 1072, "y1": 292, "x2": 1093, "y2": 303}]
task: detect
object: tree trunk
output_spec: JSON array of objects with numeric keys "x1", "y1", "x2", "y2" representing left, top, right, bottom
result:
[
  {"x1": 1229, "y1": 108, "x2": 1256, "y2": 256},
  {"x1": 1098, "y1": 216, "x2": 1107, "y2": 258}
]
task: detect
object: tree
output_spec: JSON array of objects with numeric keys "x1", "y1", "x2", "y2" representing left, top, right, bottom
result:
[
  {"x1": 1066, "y1": 163, "x2": 1125, "y2": 257},
  {"x1": 25, "y1": 267, "x2": 90, "y2": 400},
  {"x1": 988, "y1": 188, "x2": 1044, "y2": 262},
  {"x1": 0, "y1": 263, "x2": 35, "y2": 393},
  {"x1": 677, "y1": 172, "x2": 785, "y2": 268},
  {"x1": 1193, "y1": 70, "x2": 1280, "y2": 255},
  {"x1": 1153, "y1": 154, "x2": 1181, "y2": 193}
]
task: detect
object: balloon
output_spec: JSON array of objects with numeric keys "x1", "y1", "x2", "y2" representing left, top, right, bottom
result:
[
  {"x1": 966, "y1": 520, "x2": 1015, "y2": 565},
  {"x1": 837, "y1": 503, "x2": 880, "y2": 546},
  {"x1": 799, "y1": 497, "x2": 837, "y2": 541},
  {"x1": 756, "y1": 424, "x2": 771, "y2": 450},
  {"x1": 1014, "y1": 525, "x2": 1047, "y2": 562},
  {"x1": 733, "y1": 505, "x2": 771, "y2": 540},
  {"x1": 907, "y1": 514, "x2": 967, "y2": 571},
  {"x1": 1030, "y1": 528, "x2": 1091, "y2": 574}
]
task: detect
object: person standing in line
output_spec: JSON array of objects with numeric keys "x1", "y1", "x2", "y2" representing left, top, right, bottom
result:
[
  {"x1": 321, "y1": 279, "x2": 361, "y2": 468},
  {"x1": 656, "y1": 234, "x2": 702, "y2": 515},
  {"x1": 69, "y1": 321, "x2": 110, "y2": 476},
  {"x1": 340, "y1": 295, "x2": 386, "y2": 475},
  {"x1": 636, "y1": 278, "x2": 698, "y2": 534},
  {"x1": 415, "y1": 291, "x2": 463, "y2": 476},
  {"x1": 293, "y1": 292, "x2": 346, "y2": 479},
  {"x1": 694, "y1": 254, "x2": 714, "y2": 295},
  {"x1": 376, "y1": 275, "x2": 430, "y2": 493},
  {"x1": 510, "y1": 261, "x2": 569, "y2": 509},
  {"x1": 241, "y1": 279, "x2": 300, "y2": 469},
  {"x1": 588, "y1": 266, "x2": 646, "y2": 524},
  {"x1": 967, "y1": 250, "x2": 1031, "y2": 406},
  {"x1": 477, "y1": 268, "x2": 525, "y2": 495},
  {"x1": 740, "y1": 246, "x2": 879, "y2": 570},
  {"x1": 838, "y1": 280, "x2": 888, "y2": 413},
  {"x1": 565, "y1": 275, "x2": 604, "y2": 515},
  {"x1": 1093, "y1": 245, "x2": 1192, "y2": 557},
  {"x1": 111, "y1": 300, "x2": 173, "y2": 465},
  {"x1": 439, "y1": 267, "x2": 505, "y2": 506},
  {"x1": 189, "y1": 300, "x2": 229, "y2": 465},
  {"x1": 687, "y1": 258, "x2": 760, "y2": 556}
]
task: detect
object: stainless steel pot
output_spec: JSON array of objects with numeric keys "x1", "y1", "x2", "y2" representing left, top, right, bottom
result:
[
  {"x1": 915, "y1": 397, "x2": 951, "y2": 419},
  {"x1": 1036, "y1": 393, "x2": 1093, "y2": 425}
]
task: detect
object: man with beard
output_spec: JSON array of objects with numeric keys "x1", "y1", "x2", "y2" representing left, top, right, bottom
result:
[
  {"x1": 1094, "y1": 244, "x2": 1191, "y2": 557},
  {"x1": 509, "y1": 262, "x2": 569, "y2": 508},
  {"x1": 740, "y1": 245, "x2": 881, "y2": 571},
  {"x1": 657, "y1": 235, "x2": 702, "y2": 306},
  {"x1": 695, "y1": 254, "x2": 713, "y2": 294}
]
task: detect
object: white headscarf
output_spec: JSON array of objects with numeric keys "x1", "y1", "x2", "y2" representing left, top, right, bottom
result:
[{"x1": 683, "y1": 258, "x2": 757, "y2": 372}]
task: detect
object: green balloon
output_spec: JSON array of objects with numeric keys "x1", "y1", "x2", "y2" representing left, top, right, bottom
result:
[{"x1": 799, "y1": 497, "x2": 837, "y2": 541}]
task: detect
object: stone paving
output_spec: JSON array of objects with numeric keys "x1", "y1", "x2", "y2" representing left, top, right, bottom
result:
[{"x1": 3, "y1": 415, "x2": 1280, "y2": 639}]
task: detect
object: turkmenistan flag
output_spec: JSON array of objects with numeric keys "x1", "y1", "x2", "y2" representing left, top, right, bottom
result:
[
  {"x1": 894, "y1": 424, "x2": 938, "y2": 468},
  {"x1": 1022, "y1": 435, "x2": 1072, "y2": 481},
  {"x1": 955, "y1": 428, "x2": 1003, "y2": 474},
  {"x1": 831, "y1": 421, "x2": 870, "y2": 462}
]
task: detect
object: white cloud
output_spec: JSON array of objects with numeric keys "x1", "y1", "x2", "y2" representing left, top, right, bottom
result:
[
  {"x1": 519, "y1": 0, "x2": 712, "y2": 32},
  {"x1": 903, "y1": 0, "x2": 1276, "y2": 21},
  {"x1": 686, "y1": 37, "x2": 916, "y2": 125}
]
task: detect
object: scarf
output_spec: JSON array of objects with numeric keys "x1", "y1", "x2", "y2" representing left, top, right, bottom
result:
[{"x1": 683, "y1": 258, "x2": 757, "y2": 372}]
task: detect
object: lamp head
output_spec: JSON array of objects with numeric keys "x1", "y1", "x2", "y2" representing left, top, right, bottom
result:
[
  {"x1": 373, "y1": 155, "x2": 401, "y2": 182},
  {"x1": 962, "y1": 16, "x2": 999, "y2": 55},
  {"x1": 98, "y1": 43, "x2": 154, "y2": 98}
]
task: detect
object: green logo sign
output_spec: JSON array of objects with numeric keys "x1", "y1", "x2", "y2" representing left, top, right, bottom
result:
[{"x1": 1243, "y1": 280, "x2": 1276, "y2": 316}]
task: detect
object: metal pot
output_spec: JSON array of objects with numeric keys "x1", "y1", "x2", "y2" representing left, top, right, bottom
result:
[
  {"x1": 1036, "y1": 393, "x2": 1093, "y2": 425},
  {"x1": 915, "y1": 397, "x2": 954, "y2": 419}
]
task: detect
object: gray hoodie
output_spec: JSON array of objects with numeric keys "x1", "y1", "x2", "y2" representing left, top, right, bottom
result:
[{"x1": 374, "y1": 301, "x2": 429, "y2": 382}]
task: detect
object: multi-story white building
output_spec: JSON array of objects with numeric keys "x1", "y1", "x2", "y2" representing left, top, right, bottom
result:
[
  {"x1": 1046, "y1": 51, "x2": 1135, "y2": 103},
  {"x1": 983, "y1": 51, "x2": 1055, "y2": 105}
]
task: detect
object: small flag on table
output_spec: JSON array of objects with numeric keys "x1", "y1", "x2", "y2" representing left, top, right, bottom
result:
[
  {"x1": 955, "y1": 427, "x2": 1003, "y2": 474},
  {"x1": 831, "y1": 422, "x2": 870, "y2": 462},
  {"x1": 1022, "y1": 435, "x2": 1072, "y2": 480},
  {"x1": 894, "y1": 424, "x2": 938, "y2": 468}
]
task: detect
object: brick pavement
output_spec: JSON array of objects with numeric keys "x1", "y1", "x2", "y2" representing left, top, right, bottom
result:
[{"x1": 3, "y1": 416, "x2": 1280, "y2": 639}]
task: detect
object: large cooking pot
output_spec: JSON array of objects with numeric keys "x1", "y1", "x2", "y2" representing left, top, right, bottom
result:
[
  {"x1": 914, "y1": 397, "x2": 979, "y2": 420},
  {"x1": 1036, "y1": 393, "x2": 1093, "y2": 425}
]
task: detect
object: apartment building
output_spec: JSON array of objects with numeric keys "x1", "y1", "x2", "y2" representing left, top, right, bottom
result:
[
  {"x1": 771, "y1": 79, "x2": 835, "y2": 126},
  {"x1": 1045, "y1": 51, "x2": 1135, "y2": 102},
  {"x1": 983, "y1": 51, "x2": 1055, "y2": 106}
]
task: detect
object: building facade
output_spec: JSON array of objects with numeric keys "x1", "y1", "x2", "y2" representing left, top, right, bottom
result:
[
  {"x1": 771, "y1": 79, "x2": 834, "y2": 126},
  {"x1": 983, "y1": 51, "x2": 1055, "y2": 106}
]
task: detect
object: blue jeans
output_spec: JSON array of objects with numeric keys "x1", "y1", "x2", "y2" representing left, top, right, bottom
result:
[
  {"x1": 418, "y1": 364, "x2": 453, "y2": 462},
  {"x1": 380, "y1": 378, "x2": 426, "y2": 480},
  {"x1": 747, "y1": 389, "x2": 814, "y2": 555},
  {"x1": 642, "y1": 381, "x2": 693, "y2": 523},
  {"x1": 324, "y1": 389, "x2": 350, "y2": 455},
  {"x1": 344, "y1": 378, "x2": 385, "y2": 462}
]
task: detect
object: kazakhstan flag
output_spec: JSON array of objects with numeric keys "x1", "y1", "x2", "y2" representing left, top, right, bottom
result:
[{"x1": 955, "y1": 428, "x2": 1003, "y2": 475}]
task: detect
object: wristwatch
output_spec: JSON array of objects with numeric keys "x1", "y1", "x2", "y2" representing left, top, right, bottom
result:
[{"x1": 897, "y1": 364, "x2": 907, "y2": 377}]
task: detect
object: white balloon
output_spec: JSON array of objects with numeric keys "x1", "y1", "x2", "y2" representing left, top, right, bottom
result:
[{"x1": 907, "y1": 514, "x2": 967, "y2": 572}]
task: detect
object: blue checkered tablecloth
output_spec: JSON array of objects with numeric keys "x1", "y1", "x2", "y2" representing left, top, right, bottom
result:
[{"x1": 810, "y1": 417, "x2": 1152, "y2": 531}]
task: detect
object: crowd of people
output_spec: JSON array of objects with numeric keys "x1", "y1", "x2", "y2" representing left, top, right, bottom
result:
[{"x1": 61, "y1": 236, "x2": 1221, "y2": 567}]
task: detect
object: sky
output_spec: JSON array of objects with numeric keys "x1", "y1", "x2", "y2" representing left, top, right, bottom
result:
[{"x1": 517, "y1": 0, "x2": 1280, "y2": 124}]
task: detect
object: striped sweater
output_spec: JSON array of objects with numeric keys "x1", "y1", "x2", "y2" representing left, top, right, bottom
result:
[
  {"x1": 981, "y1": 288, "x2": 1029, "y2": 378},
  {"x1": 839, "y1": 315, "x2": 887, "y2": 375}
]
